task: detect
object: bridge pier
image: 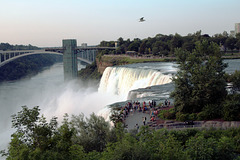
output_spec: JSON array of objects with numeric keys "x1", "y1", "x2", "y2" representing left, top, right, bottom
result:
[
  {"x1": 63, "y1": 39, "x2": 78, "y2": 81},
  {"x1": 4, "y1": 53, "x2": 6, "y2": 61},
  {"x1": 0, "y1": 53, "x2": 7, "y2": 63}
]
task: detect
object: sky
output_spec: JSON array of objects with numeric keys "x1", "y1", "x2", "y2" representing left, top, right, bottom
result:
[{"x1": 0, "y1": 0, "x2": 239, "y2": 47}]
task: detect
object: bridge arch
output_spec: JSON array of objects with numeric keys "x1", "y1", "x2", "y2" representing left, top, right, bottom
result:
[
  {"x1": 0, "y1": 50, "x2": 92, "y2": 68},
  {"x1": 0, "y1": 50, "x2": 62, "y2": 67}
]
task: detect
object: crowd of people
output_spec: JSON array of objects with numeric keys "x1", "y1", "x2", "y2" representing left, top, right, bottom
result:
[{"x1": 119, "y1": 99, "x2": 172, "y2": 129}]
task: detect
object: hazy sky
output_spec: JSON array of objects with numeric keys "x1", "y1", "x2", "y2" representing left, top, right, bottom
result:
[{"x1": 0, "y1": 0, "x2": 239, "y2": 47}]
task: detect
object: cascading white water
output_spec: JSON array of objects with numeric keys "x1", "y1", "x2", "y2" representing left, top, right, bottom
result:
[{"x1": 98, "y1": 66, "x2": 172, "y2": 98}]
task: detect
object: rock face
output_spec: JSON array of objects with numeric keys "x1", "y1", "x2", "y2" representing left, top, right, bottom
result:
[
  {"x1": 96, "y1": 55, "x2": 130, "y2": 74},
  {"x1": 96, "y1": 59, "x2": 114, "y2": 74}
]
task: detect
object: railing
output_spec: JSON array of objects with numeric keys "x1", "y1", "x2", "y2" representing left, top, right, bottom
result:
[{"x1": 147, "y1": 120, "x2": 240, "y2": 130}]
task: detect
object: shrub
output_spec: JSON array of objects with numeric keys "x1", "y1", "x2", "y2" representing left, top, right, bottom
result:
[
  {"x1": 222, "y1": 94, "x2": 240, "y2": 121},
  {"x1": 158, "y1": 108, "x2": 176, "y2": 120},
  {"x1": 197, "y1": 112, "x2": 206, "y2": 121},
  {"x1": 196, "y1": 104, "x2": 221, "y2": 120},
  {"x1": 176, "y1": 112, "x2": 189, "y2": 121},
  {"x1": 188, "y1": 113, "x2": 197, "y2": 121}
]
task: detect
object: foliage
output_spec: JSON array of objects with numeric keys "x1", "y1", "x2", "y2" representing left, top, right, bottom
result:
[
  {"x1": 78, "y1": 61, "x2": 102, "y2": 81},
  {"x1": 175, "y1": 112, "x2": 197, "y2": 121},
  {"x1": 185, "y1": 135, "x2": 236, "y2": 160},
  {"x1": 196, "y1": 104, "x2": 222, "y2": 120},
  {"x1": 0, "y1": 43, "x2": 39, "y2": 51},
  {"x1": 156, "y1": 135, "x2": 188, "y2": 160},
  {"x1": 102, "y1": 133, "x2": 151, "y2": 160},
  {"x1": 99, "y1": 31, "x2": 240, "y2": 56},
  {"x1": 171, "y1": 40, "x2": 227, "y2": 115},
  {"x1": 185, "y1": 135, "x2": 217, "y2": 160},
  {"x1": 223, "y1": 94, "x2": 240, "y2": 121},
  {"x1": 2, "y1": 106, "x2": 240, "y2": 160},
  {"x1": 158, "y1": 108, "x2": 176, "y2": 120},
  {"x1": 176, "y1": 112, "x2": 190, "y2": 121},
  {"x1": 70, "y1": 113, "x2": 111, "y2": 152}
]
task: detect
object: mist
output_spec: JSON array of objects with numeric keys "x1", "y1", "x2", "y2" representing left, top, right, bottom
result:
[{"x1": 0, "y1": 63, "x2": 124, "y2": 153}]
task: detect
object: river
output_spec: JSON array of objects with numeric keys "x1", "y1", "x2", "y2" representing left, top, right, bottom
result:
[
  {"x1": 0, "y1": 62, "x2": 122, "y2": 153},
  {"x1": 0, "y1": 59, "x2": 239, "y2": 155}
]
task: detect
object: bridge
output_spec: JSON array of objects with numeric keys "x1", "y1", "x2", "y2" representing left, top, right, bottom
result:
[
  {"x1": 0, "y1": 50, "x2": 63, "y2": 67},
  {"x1": 0, "y1": 49, "x2": 94, "y2": 67},
  {"x1": 0, "y1": 39, "x2": 116, "y2": 80}
]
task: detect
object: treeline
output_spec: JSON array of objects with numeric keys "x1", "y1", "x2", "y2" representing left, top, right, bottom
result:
[
  {"x1": 0, "y1": 54, "x2": 62, "y2": 82},
  {"x1": 99, "y1": 31, "x2": 240, "y2": 56},
  {"x1": 1, "y1": 106, "x2": 240, "y2": 160},
  {"x1": 0, "y1": 43, "x2": 39, "y2": 51}
]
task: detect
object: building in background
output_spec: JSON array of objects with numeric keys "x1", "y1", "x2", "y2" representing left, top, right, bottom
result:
[{"x1": 235, "y1": 23, "x2": 240, "y2": 34}]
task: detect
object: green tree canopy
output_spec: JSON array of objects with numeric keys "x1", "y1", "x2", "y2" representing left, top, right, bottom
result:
[{"x1": 171, "y1": 40, "x2": 227, "y2": 114}]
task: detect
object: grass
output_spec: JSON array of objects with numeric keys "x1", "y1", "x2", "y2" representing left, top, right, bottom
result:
[{"x1": 101, "y1": 55, "x2": 176, "y2": 65}]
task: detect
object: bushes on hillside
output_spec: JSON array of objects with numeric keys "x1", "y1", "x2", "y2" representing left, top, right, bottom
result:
[{"x1": 2, "y1": 106, "x2": 240, "y2": 160}]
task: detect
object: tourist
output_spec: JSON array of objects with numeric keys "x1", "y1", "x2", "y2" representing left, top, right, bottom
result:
[
  {"x1": 152, "y1": 100, "x2": 156, "y2": 108},
  {"x1": 142, "y1": 116, "x2": 147, "y2": 125},
  {"x1": 165, "y1": 99, "x2": 168, "y2": 107},
  {"x1": 150, "y1": 116, "x2": 155, "y2": 121},
  {"x1": 130, "y1": 107, "x2": 133, "y2": 115},
  {"x1": 135, "y1": 123, "x2": 139, "y2": 132},
  {"x1": 149, "y1": 101, "x2": 152, "y2": 108}
]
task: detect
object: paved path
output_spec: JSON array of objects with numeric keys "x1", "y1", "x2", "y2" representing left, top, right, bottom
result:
[{"x1": 124, "y1": 111, "x2": 151, "y2": 131}]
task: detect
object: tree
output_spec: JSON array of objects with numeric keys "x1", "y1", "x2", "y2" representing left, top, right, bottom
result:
[
  {"x1": 169, "y1": 33, "x2": 183, "y2": 54},
  {"x1": 152, "y1": 46, "x2": 159, "y2": 55},
  {"x1": 182, "y1": 41, "x2": 195, "y2": 52},
  {"x1": 127, "y1": 40, "x2": 140, "y2": 52},
  {"x1": 117, "y1": 37, "x2": 124, "y2": 46},
  {"x1": 235, "y1": 40, "x2": 240, "y2": 51},
  {"x1": 102, "y1": 133, "x2": 151, "y2": 160},
  {"x1": 225, "y1": 37, "x2": 237, "y2": 53},
  {"x1": 212, "y1": 33, "x2": 227, "y2": 46},
  {"x1": 139, "y1": 41, "x2": 146, "y2": 54},
  {"x1": 2, "y1": 106, "x2": 83, "y2": 160},
  {"x1": 185, "y1": 136, "x2": 217, "y2": 160},
  {"x1": 171, "y1": 40, "x2": 227, "y2": 114},
  {"x1": 223, "y1": 94, "x2": 240, "y2": 121},
  {"x1": 71, "y1": 113, "x2": 110, "y2": 152},
  {"x1": 2, "y1": 106, "x2": 59, "y2": 159},
  {"x1": 156, "y1": 135, "x2": 187, "y2": 160}
]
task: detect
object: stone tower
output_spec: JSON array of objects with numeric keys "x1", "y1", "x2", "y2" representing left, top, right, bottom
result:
[{"x1": 63, "y1": 39, "x2": 78, "y2": 81}]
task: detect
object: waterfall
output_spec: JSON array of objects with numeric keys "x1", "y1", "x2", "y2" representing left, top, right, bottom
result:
[{"x1": 98, "y1": 66, "x2": 172, "y2": 98}]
